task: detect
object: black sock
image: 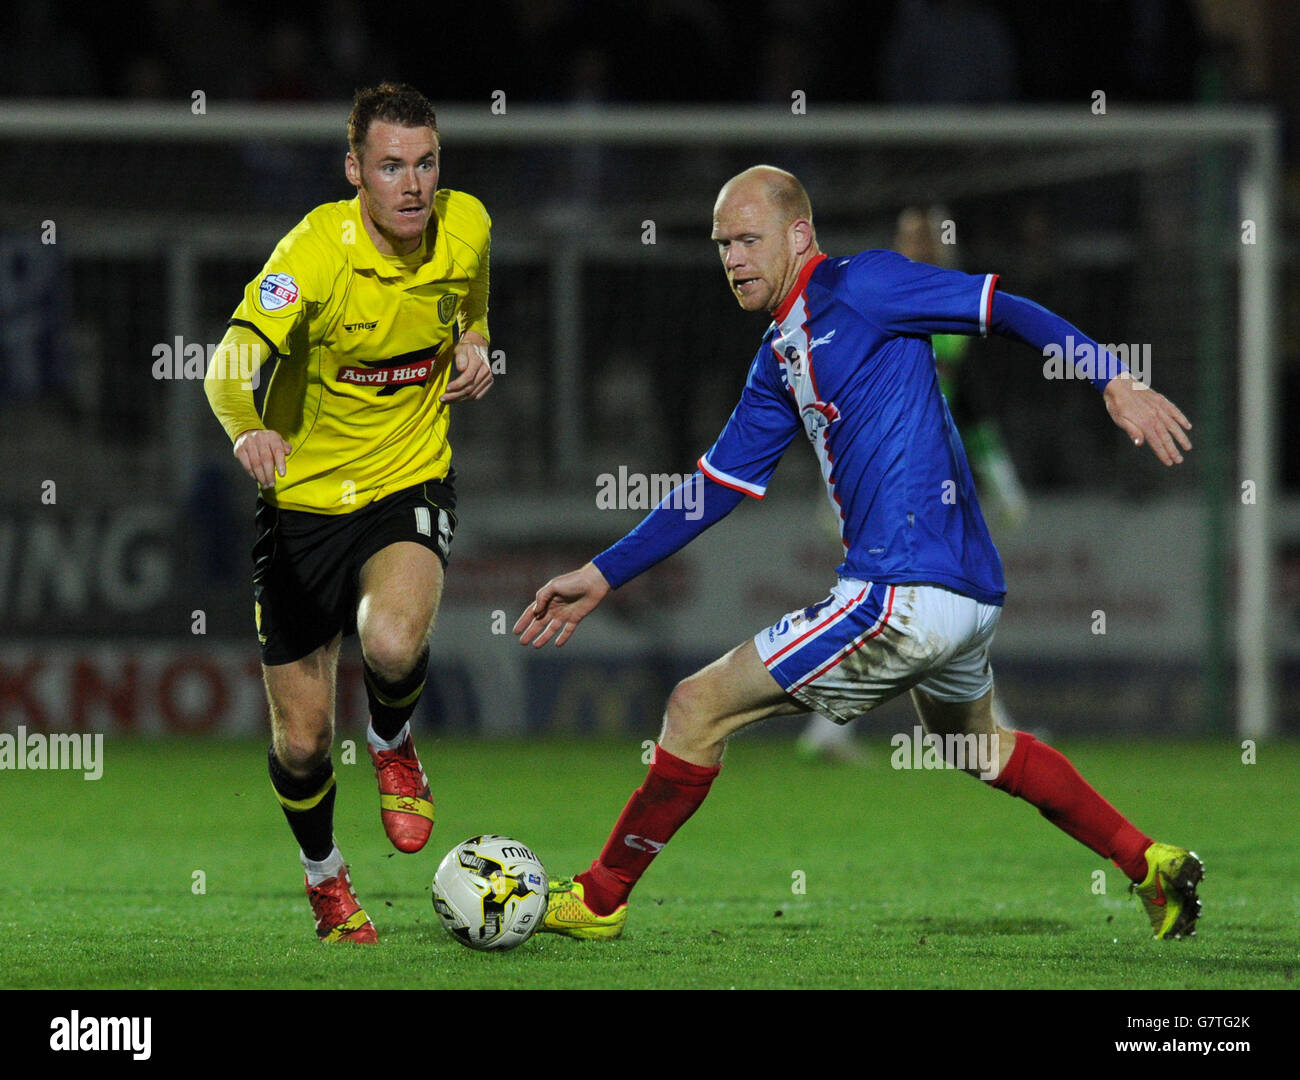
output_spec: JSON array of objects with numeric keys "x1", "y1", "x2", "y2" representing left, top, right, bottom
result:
[
  {"x1": 267, "y1": 745, "x2": 336, "y2": 863},
  {"x1": 365, "y1": 646, "x2": 429, "y2": 742}
]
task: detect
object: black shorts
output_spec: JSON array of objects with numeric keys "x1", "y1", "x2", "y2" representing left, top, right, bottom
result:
[{"x1": 252, "y1": 474, "x2": 457, "y2": 666}]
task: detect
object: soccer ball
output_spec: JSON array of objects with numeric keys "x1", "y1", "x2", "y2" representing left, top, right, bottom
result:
[{"x1": 431, "y1": 834, "x2": 548, "y2": 951}]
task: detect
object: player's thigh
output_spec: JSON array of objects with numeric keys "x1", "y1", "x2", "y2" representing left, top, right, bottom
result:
[
  {"x1": 910, "y1": 684, "x2": 996, "y2": 737},
  {"x1": 663, "y1": 638, "x2": 805, "y2": 743},
  {"x1": 263, "y1": 632, "x2": 343, "y2": 767},
  {"x1": 911, "y1": 686, "x2": 1016, "y2": 775},
  {"x1": 907, "y1": 590, "x2": 1002, "y2": 733},
  {"x1": 356, "y1": 541, "x2": 444, "y2": 660},
  {"x1": 757, "y1": 579, "x2": 935, "y2": 724}
]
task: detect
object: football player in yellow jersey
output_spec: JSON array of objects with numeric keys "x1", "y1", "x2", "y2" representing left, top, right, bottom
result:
[{"x1": 204, "y1": 83, "x2": 494, "y2": 944}]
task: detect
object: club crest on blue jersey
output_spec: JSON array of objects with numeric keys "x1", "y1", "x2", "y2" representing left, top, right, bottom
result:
[
  {"x1": 259, "y1": 272, "x2": 300, "y2": 312},
  {"x1": 800, "y1": 400, "x2": 841, "y2": 441},
  {"x1": 783, "y1": 345, "x2": 806, "y2": 378}
]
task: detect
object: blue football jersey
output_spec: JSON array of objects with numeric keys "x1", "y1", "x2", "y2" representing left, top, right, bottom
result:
[{"x1": 698, "y1": 251, "x2": 1006, "y2": 605}]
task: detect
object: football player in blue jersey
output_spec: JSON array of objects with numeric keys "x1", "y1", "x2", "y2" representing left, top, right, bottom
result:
[
  {"x1": 516, "y1": 166, "x2": 1200, "y2": 943},
  {"x1": 797, "y1": 203, "x2": 1027, "y2": 763}
]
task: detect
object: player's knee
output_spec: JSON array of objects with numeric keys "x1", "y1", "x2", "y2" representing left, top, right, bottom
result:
[
  {"x1": 989, "y1": 725, "x2": 1017, "y2": 778},
  {"x1": 663, "y1": 677, "x2": 725, "y2": 751},
  {"x1": 360, "y1": 614, "x2": 427, "y2": 683},
  {"x1": 274, "y1": 724, "x2": 333, "y2": 775}
]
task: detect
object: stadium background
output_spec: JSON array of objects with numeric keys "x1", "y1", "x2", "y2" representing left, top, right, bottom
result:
[{"x1": 1, "y1": 0, "x2": 1297, "y2": 748}]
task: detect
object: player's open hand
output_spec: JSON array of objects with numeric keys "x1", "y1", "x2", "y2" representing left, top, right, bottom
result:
[
  {"x1": 234, "y1": 428, "x2": 292, "y2": 488},
  {"x1": 514, "y1": 561, "x2": 611, "y2": 647},
  {"x1": 1103, "y1": 373, "x2": 1192, "y2": 466},
  {"x1": 441, "y1": 331, "x2": 493, "y2": 402}
]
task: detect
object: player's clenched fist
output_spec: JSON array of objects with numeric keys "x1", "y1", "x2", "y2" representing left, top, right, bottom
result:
[
  {"x1": 514, "y1": 561, "x2": 611, "y2": 648},
  {"x1": 234, "y1": 428, "x2": 292, "y2": 488},
  {"x1": 440, "y1": 331, "x2": 493, "y2": 402}
]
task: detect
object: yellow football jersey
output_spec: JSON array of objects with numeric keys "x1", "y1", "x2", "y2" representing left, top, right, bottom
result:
[{"x1": 209, "y1": 189, "x2": 489, "y2": 513}]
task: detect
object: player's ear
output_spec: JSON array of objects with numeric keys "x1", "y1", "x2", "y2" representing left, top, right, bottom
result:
[
  {"x1": 345, "y1": 151, "x2": 361, "y2": 190},
  {"x1": 790, "y1": 218, "x2": 814, "y2": 255}
]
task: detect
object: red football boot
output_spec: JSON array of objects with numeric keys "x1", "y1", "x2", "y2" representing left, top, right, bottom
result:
[
  {"x1": 368, "y1": 732, "x2": 435, "y2": 853},
  {"x1": 306, "y1": 864, "x2": 378, "y2": 944}
]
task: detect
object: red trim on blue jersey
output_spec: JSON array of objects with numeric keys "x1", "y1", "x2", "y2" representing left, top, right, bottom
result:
[
  {"x1": 802, "y1": 306, "x2": 847, "y2": 535},
  {"x1": 772, "y1": 253, "x2": 829, "y2": 325},
  {"x1": 697, "y1": 454, "x2": 765, "y2": 499},
  {"x1": 769, "y1": 338, "x2": 799, "y2": 402},
  {"x1": 980, "y1": 273, "x2": 999, "y2": 337}
]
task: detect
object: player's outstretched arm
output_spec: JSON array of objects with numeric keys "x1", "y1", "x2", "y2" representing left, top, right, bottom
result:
[
  {"x1": 514, "y1": 562, "x2": 611, "y2": 648},
  {"x1": 1102, "y1": 373, "x2": 1193, "y2": 466},
  {"x1": 988, "y1": 291, "x2": 1193, "y2": 465},
  {"x1": 514, "y1": 471, "x2": 747, "y2": 646},
  {"x1": 440, "y1": 330, "x2": 493, "y2": 402}
]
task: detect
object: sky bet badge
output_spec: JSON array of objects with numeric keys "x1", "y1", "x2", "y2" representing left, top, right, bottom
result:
[{"x1": 259, "y1": 272, "x2": 300, "y2": 312}]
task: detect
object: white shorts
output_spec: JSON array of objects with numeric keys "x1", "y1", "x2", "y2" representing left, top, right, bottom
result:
[{"x1": 754, "y1": 579, "x2": 1001, "y2": 723}]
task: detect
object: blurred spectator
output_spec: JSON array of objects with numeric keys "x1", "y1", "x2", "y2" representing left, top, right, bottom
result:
[{"x1": 0, "y1": 231, "x2": 72, "y2": 410}]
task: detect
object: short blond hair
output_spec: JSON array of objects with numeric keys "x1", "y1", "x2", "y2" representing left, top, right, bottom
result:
[
  {"x1": 718, "y1": 165, "x2": 814, "y2": 234},
  {"x1": 763, "y1": 168, "x2": 812, "y2": 226}
]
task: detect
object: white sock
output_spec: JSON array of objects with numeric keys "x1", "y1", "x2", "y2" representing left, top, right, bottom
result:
[
  {"x1": 366, "y1": 720, "x2": 410, "y2": 753},
  {"x1": 301, "y1": 844, "x2": 345, "y2": 886}
]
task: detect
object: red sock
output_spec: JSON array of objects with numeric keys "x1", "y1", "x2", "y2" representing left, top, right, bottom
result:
[
  {"x1": 576, "y1": 745, "x2": 720, "y2": 915},
  {"x1": 991, "y1": 731, "x2": 1151, "y2": 882}
]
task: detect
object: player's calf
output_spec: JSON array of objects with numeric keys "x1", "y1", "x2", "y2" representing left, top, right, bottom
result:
[
  {"x1": 268, "y1": 746, "x2": 338, "y2": 869},
  {"x1": 361, "y1": 642, "x2": 435, "y2": 853},
  {"x1": 565, "y1": 642, "x2": 796, "y2": 921},
  {"x1": 363, "y1": 644, "x2": 429, "y2": 741}
]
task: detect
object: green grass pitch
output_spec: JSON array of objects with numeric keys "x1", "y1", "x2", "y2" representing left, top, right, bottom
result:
[{"x1": 2, "y1": 736, "x2": 1295, "y2": 989}]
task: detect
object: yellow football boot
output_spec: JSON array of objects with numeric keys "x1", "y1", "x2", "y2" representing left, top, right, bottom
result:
[
  {"x1": 1130, "y1": 842, "x2": 1204, "y2": 939},
  {"x1": 539, "y1": 878, "x2": 627, "y2": 940}
]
